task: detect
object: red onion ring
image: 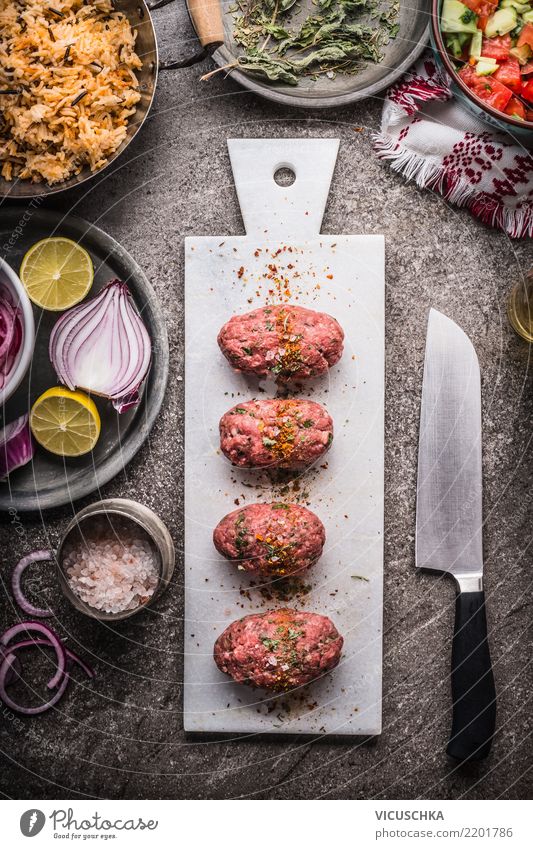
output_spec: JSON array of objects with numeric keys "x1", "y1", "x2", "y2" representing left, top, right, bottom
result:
[
  {"x1": 11, "y1": 550, "x2": 54, "y2": 618},
  {"x1": 7, "y1": 638, "x2": 95, "y2": 680},
  {"x1": 0, "y1": 645, "x2": 21, "y2": 686},
  {"x1": 0, "y1": 414, "x2": 35, "y2": 480},
  {"x1": 0, "y1": 652, "x2": 70, "y2": 715},
  {"x1": 1, "y1": 622, "x2": 66, "y2": 690},
  {"x1": 0, "y1": 298, "x2": 16, "y2": 362},
  {"x1": 0, "y1": 285, "x2": 23, "y2": 387}
]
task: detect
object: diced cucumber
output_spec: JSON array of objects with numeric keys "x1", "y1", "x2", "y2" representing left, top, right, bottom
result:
[
  {"x1": 446, "y1": 31, "x2": 471, "y2": 58},
  {"x1": 446, "y1": 34, "x2": 464, "y2": 57},
  {"x1": 510, "y1": 43, "x2": 533, "y2": 62},
  {"x1": 476, "y1": 56, "x2": 499, "y2": 74},
  {"x1": 523, "y1": 9, "x2": 533, "y2": 21},
  {"x1": 500, "y1": 0, "x2": 531, "y2": 13},
  {"x1": 470, "y1": 29, "x2": 483, "y2": 58},
  {"x1": 485, "y1": 8, "x2": 518, "y2": 37},
  {"x1": 441, "y1": 0, "x2": 479, "y2": 33}
]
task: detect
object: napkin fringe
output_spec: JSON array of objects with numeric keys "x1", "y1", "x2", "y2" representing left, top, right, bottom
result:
[{"x1": 374, "y1": 132, "x2": 532, "y2": 239}]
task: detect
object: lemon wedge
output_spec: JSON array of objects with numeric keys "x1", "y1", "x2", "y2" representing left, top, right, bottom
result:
[
  {"x1": 30, "y1": 387, "x2": 101, "y2": 457},
  {"x1": 20, "y1": 237, "x2": 93, "y2": 311}
]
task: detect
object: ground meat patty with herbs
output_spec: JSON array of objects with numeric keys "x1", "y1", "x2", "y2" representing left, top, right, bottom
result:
[
  {"x1": 218, "y1": 304, "x2": 344, "y2": 382},
  {"x1": 219, "y1": 398, "x2": 333, "y2": 470},
  {"x1": 213, "y1": 503, "x2": 326, "y2": 577},
  {"x1": 214, "y1": 608, "x2": 343, "y2": 691}
]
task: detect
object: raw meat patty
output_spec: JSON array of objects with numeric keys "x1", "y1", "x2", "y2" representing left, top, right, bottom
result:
[
  {"x1": 219, "y1": 398, "x2": 333, "y2": 470},
  {"x1": 218, "y1": 304, "x2": 344, "y2": 382},
  {"x1": 213, "y1": 502, "x2": 326, "y2": 576},
  {"x1": 214, "y1": 608, "x2": 343, "y2": 691}
]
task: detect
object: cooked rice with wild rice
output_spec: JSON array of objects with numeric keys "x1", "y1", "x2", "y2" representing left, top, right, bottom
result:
[{"x1": 0, "y1": 0, "x2": 142, "y2": 184}]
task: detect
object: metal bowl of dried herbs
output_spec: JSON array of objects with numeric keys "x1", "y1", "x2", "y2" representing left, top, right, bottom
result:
[{"x1": 198, "y1": 0, "x2": 430, "y2": 108}]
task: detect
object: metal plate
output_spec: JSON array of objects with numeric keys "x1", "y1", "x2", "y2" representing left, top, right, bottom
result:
[
  {"x1": 208, "y1": 0, "x2": 429, "y2": 109},
  {"x1": 0, "y1": 208, "x2": 169, "y2": 513}
]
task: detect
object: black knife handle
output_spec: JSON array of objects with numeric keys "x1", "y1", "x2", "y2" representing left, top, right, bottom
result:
[{"x1": 447, "y1": 590, "x2": 496, "y2": 762}]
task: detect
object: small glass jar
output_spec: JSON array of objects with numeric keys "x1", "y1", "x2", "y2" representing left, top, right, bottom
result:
[
  {"x1": 508, "y1": 269, "x2": 533, "y2": 343},
  {"x1": 57, "y1": 498, "x2": 175, "y2": 621}
]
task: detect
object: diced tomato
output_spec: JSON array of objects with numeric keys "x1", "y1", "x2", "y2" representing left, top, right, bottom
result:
[
  {"x1": 459, "y1": 0, "x2": 497, "y2": 15},
  {"x1": 517, "y1": 23, "x2": 533, "y2": 52},
  {"x1": 481, "y1": 35, "x2": 512, "y2": 62},
  {"x1": 459, "y1": 65, "x2": 514, "y2": 111},
  {"x1": 459, "y1": 0, "x2": 497, "y2": 29},
  {"x1": 494, "y1": 58, "x2": 522, "y2": 92},
  {"x1": 520, "y1": 77, "x2": 533, "y2": 102},
  {"x1": 504, "y1": 96, "x2": 526, "y2": 120},
  {"x1": 521, "y1": 61, "x2": 533, "y2": 76}
]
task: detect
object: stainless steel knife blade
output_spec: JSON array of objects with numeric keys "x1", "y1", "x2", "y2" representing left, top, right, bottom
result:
[{"x1": 416, "y1": 309, "x2": 483, "y2": 589}]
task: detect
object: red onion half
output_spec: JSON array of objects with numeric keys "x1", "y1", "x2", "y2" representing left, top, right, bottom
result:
[
  {"x1": 0, "y1": 284, "x2": 23, "y2": 390},
  {"x1": 0, "y1": 414, "x2": 35, "y2": 480},
  {"x1": 11, "y1": 550, "x2": 54, "y2": 618},
  {"x1": 49, "y1": 279, "x2": 152, "y2": 414}
]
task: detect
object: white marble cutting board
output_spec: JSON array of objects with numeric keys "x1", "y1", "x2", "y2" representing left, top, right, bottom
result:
[{"x1": 183, "y1": 139, "x2": 384, "y2": 735}]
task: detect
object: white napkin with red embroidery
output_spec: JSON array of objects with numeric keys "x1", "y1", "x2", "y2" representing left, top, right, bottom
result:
[{"x1": 373, "y1": 53, "x2": 533, "y2": 239}]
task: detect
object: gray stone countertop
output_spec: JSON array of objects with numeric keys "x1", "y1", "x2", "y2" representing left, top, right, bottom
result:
[{"x1": 0, "y1": 6, "x2": 531, "y2": 800}]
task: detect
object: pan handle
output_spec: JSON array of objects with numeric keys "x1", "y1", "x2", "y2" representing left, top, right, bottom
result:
[
  {"x1": 146, "y1": 0, "x2": 224, "y2": 70},
  {"x1": 188, "y1": 0, "x2": 224, "y2": 48}
]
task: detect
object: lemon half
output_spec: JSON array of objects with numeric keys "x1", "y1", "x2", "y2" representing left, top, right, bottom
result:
[
  {"x1": 20, "y1": 237, "x2": 93, "y2": 311},
  {"x1": 30, "y1": 387, "x2": 101, "y2": 457}
]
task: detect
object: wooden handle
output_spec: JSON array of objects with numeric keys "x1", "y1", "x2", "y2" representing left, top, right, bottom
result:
[{"x1": 188, "y1": 0, "x2": 224, "y2": 48}]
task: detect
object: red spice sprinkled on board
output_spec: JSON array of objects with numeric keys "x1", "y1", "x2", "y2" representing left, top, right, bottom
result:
[{"x1": 235, "y1": 244, "x2": 331, "y2": 305}]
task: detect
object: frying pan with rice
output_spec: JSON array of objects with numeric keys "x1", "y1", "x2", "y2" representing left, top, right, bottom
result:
[{"x1": 0, "y1": 0, "x2": 223, "y2": 199}]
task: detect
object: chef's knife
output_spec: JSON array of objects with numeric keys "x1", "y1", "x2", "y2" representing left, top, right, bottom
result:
[{"x1": 416, "y1": 309, "x2": 496, "y2": 762}]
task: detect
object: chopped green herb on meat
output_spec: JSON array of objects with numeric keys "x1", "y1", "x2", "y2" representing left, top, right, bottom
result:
[
  {"x1": 261, "y1": 636, "x2": 280, "y2": 650},
  {"x1": 234, "y1": 514, "x2": 250, "y2": 553}
]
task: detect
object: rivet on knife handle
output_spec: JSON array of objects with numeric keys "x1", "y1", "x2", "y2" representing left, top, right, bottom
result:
[
  {"x1": 447, "y1": 588, "x2": 497, "y2": 762},
  {"x1": 189, "y1": 0, "x2": 224, "y2": 49}
]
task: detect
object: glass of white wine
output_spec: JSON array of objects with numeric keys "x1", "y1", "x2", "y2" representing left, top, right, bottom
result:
[{"x1": 508, "y1": 269, "x2": 533, "y2": 343}]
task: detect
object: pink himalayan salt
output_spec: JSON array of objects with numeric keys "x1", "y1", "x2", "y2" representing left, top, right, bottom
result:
[{"x1": 64, "y1": 530, "x2": 159, "y2": 614}]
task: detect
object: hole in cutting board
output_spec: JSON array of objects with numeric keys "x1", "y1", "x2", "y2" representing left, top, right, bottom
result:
[{"x1": 274, "y1": 167, "x2": 296, "y2": 187}]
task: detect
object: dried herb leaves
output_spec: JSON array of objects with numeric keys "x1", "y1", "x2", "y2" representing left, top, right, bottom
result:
[{"x1": 230, "y1": 0, "x2": 400, "y2": 85}]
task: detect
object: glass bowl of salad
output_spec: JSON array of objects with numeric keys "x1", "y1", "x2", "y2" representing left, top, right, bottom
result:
[{"x1": 432, "y1": 0, "x2": 533, "y2": 142}]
